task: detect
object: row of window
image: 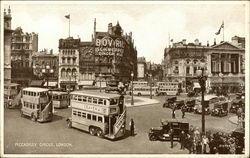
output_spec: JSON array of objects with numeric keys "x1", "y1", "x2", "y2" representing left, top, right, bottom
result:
[
  {"x1": 71, "y1": 95, "x2": 118, "y2": 106},
  {"x1": 23, "y1": 102, "x2": 38, "y2": 109},
  {"x1": 52, "y1": 95, "x2": 68, "y2": 100},
  {"x1": 133, "y1": 88, "x2": 158, "y2": 91},
  {"x1": 62, "y1": 49, "x2": 76, "y2": 55},
  {"x1": 159, "y1": 88, "x2": 178, "y2": 91},
  {"x1": 23, "y1": 90, "x2": 48, "y2": 97},
  {"x1": 72, "y1": 110, "x2": 103, "y2": 123}
]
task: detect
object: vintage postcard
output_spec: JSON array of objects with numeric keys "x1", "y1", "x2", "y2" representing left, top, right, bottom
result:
[{"x1": 1, "y1": 1, "x2": 249, "y2": 157}]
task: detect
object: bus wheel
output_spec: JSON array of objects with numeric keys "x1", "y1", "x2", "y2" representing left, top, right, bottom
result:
[
  {"x1": 31, "y1": 113, "x2": 37, "y2": 122},
  {"x1": 89, "y1": 127, "x2": 96, "y2": 136},
  {"x1": 67, "y1": 120, "x2": 72, "y2": 128},
  {"x1": 96, "y1": 128, "x2": 103, "y2": 137},
  {"x1": 149, "y1": 134, "x2": 157, "y2": 141}
]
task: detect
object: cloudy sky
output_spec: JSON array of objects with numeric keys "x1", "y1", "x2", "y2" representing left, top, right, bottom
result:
[{"x1": 2, "y1": 1, "x2": 247, "y2": 63}]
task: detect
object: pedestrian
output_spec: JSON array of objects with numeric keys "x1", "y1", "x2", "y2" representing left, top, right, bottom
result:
[
  {"x1": 181, "y1": 105, "x2": 186, "y2": 118},
  {"x1": 196, "y1": 141, "x2": 202, "y2": 154},
  {"x1": 179, "y1": 130, "x2": 185, "y2": 150},
  {"x1": 129, "y1": 118, "x2": 135, "y2": 136},
  {"x1": 172, "y1": 106, "x2": 176, "y2": 119},
  {"x1": 169, "y1": 128, "x2": 174, "y2": 148},
  {"x1": 202, "y1": 134, "x2": 209, "y2": 154}
]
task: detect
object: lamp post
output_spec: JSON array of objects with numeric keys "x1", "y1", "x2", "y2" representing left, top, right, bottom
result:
[
  {"x1": 196, "y1": 62, "x2": 208, "y2": 134},
  {"x1": 149, "y1": 73, "x2": 152, "y2": 99},
  {"x1": 131, "y1": 72, "x2": 134, "y2": 105},
  {"x1": 99, "y1": 74, "x2": 102, "y2": 92},
  {"x1": 41, "y1": 64, "x2": 54, "y2": 89}
]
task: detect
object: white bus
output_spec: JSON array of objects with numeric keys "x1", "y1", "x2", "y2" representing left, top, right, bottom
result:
[
  {"x1": 52, "y1": 91, "x2": 69, "y2": 109},
  {"x1": 4, "y1": 83, "x2": 21, "y2": 108},
  {"x1": 66, "y1": 91, "x2": 126, "y2": 140},
  {"x1": 131, "y1": 81, "x2": 148, "y2": 87},
  {"x1": 20, "y1": 87, "x2": 53, "y2": 122},
  {"x1": 156, "y1": 82, "x2": 179, "y2": 96},
  {"x1": 131, "y1": 86, "x2": 158, "y2": 96}
]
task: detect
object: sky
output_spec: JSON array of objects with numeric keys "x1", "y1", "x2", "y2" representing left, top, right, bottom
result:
[{"x1": 2, "y1": 1, "x2": 247, "y2": 63}]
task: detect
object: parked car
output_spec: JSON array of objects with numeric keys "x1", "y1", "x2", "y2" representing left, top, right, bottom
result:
[
  {"x1": 163, "y1": 96, "x2": 177, "y2": 108},
  {"x1": 211, "y1": 102, "x2": 229, "y2": 117},
  {"x1": 148, "y1": 119, "x2": 189, "y2": 141},
  {"x1": 193, "y1": 95, "x2": 220, "y2": 115},
  {"x1": 175, "y1": 99, "x2": 185, "y2": 109},
  {"x1": 229, "y1": 93, "x2": 245, "y2": 113},
  {"x1": 185, "y1": 99, "x2": 196, "y2": 112}
]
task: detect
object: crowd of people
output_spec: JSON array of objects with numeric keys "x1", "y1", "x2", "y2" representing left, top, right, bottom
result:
[{"x1": 179, "y1": 126, "x2": 244, "y2": 154}]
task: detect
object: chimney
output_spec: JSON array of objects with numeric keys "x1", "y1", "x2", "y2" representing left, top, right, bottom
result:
[
  {"x1": 50, "y1": 49, "x2": 53, "y2": 55},
  {"x1": 108, "y1": 23, "x2": 112, "y2": 34},
  {"x1": 207, "y1": 41, "x2": 209, "y2": 47},
  {"x1": 4, "y1": 8, "x2": 6, "y2": 15},
  {"x1": 214, "y1": 38, "x2": 216, "y2": 45},
  {"x1": 194, "y1": 39, "x2": 199, "y2": 45},
  {"x1": 182, "y1": 39, "x2": 186, "y2": 45}
]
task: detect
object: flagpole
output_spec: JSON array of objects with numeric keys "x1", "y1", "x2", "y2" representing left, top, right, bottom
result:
[
  {"x1": 223, "y1": 21, "x2": 224, "y2": 42},
  {"x1": 69, "y1": 16, "x2": 70, "y2": 37}
]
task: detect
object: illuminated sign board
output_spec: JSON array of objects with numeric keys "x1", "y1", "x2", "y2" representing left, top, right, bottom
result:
[{"x1": 95, "y1": 36, "x2": 124, "y2": 56}]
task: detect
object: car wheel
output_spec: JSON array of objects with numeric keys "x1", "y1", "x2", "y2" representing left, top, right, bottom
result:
[
  {"x1": 96, "y1": 128, "x2": 103, "y2": 137},
  {"x1": 89, "y1": 127, "x2": 96, "y2": 136},
  {"x1": 149, "y1": 134, "x2": 157, "y2": 141}
]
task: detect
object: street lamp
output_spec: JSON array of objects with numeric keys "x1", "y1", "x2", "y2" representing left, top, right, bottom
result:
[
  {"x1": 131, "y1": 72, "x2": 134, "y2": 105},
  {"x1": 149, "y1": 73, "x2": 152, "y2": 99},
  {"x1": 196, "y1": 62, "x2": 208, "y2": 134},
  {"x1": 99, "y1": 74, "x2": 103, "y2": 92},
  {"x1": 41, "y1": 64, "x2": 54, "y2": 89}
]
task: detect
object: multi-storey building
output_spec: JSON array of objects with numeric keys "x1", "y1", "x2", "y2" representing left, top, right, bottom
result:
[
  {"x1": 4, "y1": 6, "x2": 12, "y2": 84},
  {"x1": 137, "y1": 57, "x2": 146, "y2": 80},
  {"x1": 58, "y1": 37, "x2": 80, "y2": 90},
  {"x1": 11, "y1": 27, "x2": 38, "y2": 87},
  {"x1": 32, "y1": 49, "x2": 59, "y2": 80},
  {"x1": 58, "y1": 20, "x2": 137, "y2": 90},
  {"x1": 163, "y1": 37, "x2": 245, "y2": 93}
]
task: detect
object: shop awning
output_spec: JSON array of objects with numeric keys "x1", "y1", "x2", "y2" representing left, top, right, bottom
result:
[
  {"x1": 30, "y1": 80, "x2": 44, "y2": 87},
  {"x1": 43, "y1": 81, "x2": 58, "y2": 87}
]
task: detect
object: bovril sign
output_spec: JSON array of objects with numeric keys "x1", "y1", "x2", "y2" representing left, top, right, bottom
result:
[{"x1": 95, "y1": 36, "x2": 124, "y2": 56}]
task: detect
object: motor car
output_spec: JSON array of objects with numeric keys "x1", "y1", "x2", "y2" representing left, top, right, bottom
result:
[
  {"x1": 148, "y1": 119, "x2": 189, "y2": 141},
  {"x1": 229, "y1": 93, "x2": 245, "y2": 113},
  {"x1": 193, "y1": 95, "x2": 219, "y2": 115},
  {"x1": 163, "y1": 96, "x2": 177, "y2": 108},
  {"x1": 185, "y1": 99, "x2": 196, "y2": 112},
  {"x1": 175, "y1": 99, "x2": 185, "y2": 109},
  {"x1": 211, "y1": 102, "x2": 229, "y2": 117}
]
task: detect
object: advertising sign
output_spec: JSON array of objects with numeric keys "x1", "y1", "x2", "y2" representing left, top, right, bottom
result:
[{"x1": 95, "y1": 36, "x2": 124, "y2": 56}]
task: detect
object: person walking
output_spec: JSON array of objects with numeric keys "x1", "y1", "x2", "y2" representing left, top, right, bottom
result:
[
  {"x1": 181, "y1": 105, "x2": 186, "y2": 118},
  {"x1": 129, "y1": 118, "x2": 135, "y2": 136},
  {"x1": 172, "y1": 106, "x2": 176, "y2": 119},
  {"x1": 169, "y1": 128, "x2": 174, "y2": 148},
  {"x1": 179, "y1": 130, "x2": 185, "y2": 150},
  {"x1": 202, "y1": 134, "x2": 209, "y2": 154}
]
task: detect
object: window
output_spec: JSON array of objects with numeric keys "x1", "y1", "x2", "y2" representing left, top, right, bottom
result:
[
  {"x1": 77, "y1": 111, "x2": 81, "y2": 117},
  {"x1": 92, "y1": 115, "x2": 97, "y2": 121},
  {"x1": 78, "y1": 96, "x2": 82, "y2": 101},
  {"x1": 109, "y1": 99, "x2": 117, "y2": 105},
  {"x1": 74, "y1": 95, "x2": 78, "y2": 100},
  {"x1": 93, "y1": 98, "x2": 97, "y2": 104},
  {"x1": 73, "y1": 111, "x2": 77, "y2": 115},
  {"x1": 98, "y1": 116, "x2": 103, "y2": 122},
  {"x1": 87, "y1": 114, "x2": 91, "y2": 120},
  {"x1": 82, "y1": 113, "x2": 86, "y2": 118},
  {"x1": 87, "y1": 97, "x2": 92, "y2": 103},
  {"x1": 82, "y1": 96, "x2": 87, "y2": 102},
  {"x1": 104, "y1": 100, "x2": 107, "y2": 105},
  {"x1": 98, "y1": 99, "x2": 103, "y2": 105}
]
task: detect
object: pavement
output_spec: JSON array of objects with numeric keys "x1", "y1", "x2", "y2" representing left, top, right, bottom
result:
[
  {"x1": 124, "y1": 96, "x2": 160, "y2": 107},
  {"x1": 228, "y1": 115, "x2": 238, "y2": 125}
]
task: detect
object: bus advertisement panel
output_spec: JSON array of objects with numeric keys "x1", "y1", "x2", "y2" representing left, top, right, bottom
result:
[
  {"x1": 20, "y1": 87, "x2": 53, "y2": 122},
  {"x1": 66, "y1": 91, "x2": 126, "y2": 140}
]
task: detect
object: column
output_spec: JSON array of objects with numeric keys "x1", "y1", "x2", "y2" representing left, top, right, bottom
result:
[
  {"x1": 207, "y1": 53, "x2": 212, "y2": 75},
  {"x1": 238, "y1": 55, "x2": 241, "y2": 73}
]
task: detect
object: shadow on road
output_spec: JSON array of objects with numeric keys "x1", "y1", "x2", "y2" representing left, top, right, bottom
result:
[{"x1": 51, "y1": 114, "x2": 64, "y2": 122}]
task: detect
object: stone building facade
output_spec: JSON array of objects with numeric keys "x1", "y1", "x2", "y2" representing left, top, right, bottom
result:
[
  {"x1": 11, "y1": 27, "x2": 38, "y2": 87},
  {"x1": 163, "y1": 37, "x2": 245, "y2": 93},
  {"x1": 4, "y1": 6, "x2": 12, "y2": 84}
]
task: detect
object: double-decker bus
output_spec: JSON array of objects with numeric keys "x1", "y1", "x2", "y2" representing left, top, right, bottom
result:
[
  {"x1": 52, "y1": 91, "x2": 69, "y2": 109},
  {"x1": 131, "y1": 86, "x2": 158, "y2": 96},
  {"x1": 20, "y1": 87, "x2": 53, "y2": 122},
  {"x1": 4, "y1": 83, "x2": 21, "y2": 108},
  {"x1": 156, "y1": 82, "x2": 179, "y2": 96},
  {"x1": 131, "y1": 81, "x2": 148, "y2": 87},
  {"x1": 66, "y1": 91, "x2": 126, "y2": 140}
]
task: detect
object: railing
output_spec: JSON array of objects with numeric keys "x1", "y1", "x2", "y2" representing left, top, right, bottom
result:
[{"x1": 113, "y1": 110, "x2": 126, "y2": 135}]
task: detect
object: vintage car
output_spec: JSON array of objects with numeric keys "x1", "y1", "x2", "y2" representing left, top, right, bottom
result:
[
  {"x1": 185, "y1": 99, "x2": 196, "y2": 112},
  {"x1": 211, "y1": 102, "x2": 229, "y2": 117},
  {"x1": 163, "y1": 96, "x2": 177, "y2": 108},
  {"x1": 229, "y1": 93, "x2": 245, "y2": 113},
  {"x1": 175, "y1": 99, "x2": 185, "y2": 109},
  {"x1": 193, "y1": 95, "x2": 220, "y2": 115},
  {"x1": 148, "y1": 119, "x2": 189, "y2": 141}
]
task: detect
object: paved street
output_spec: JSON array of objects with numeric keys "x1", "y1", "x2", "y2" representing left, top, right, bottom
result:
[{"x1": 4, "y1": 95, "x2": 238, "y2": 154}]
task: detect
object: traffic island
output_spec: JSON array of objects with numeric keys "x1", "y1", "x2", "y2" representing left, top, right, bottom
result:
[{"x1": 124, "y1": 96, "x2": 160, "y2": 107}]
